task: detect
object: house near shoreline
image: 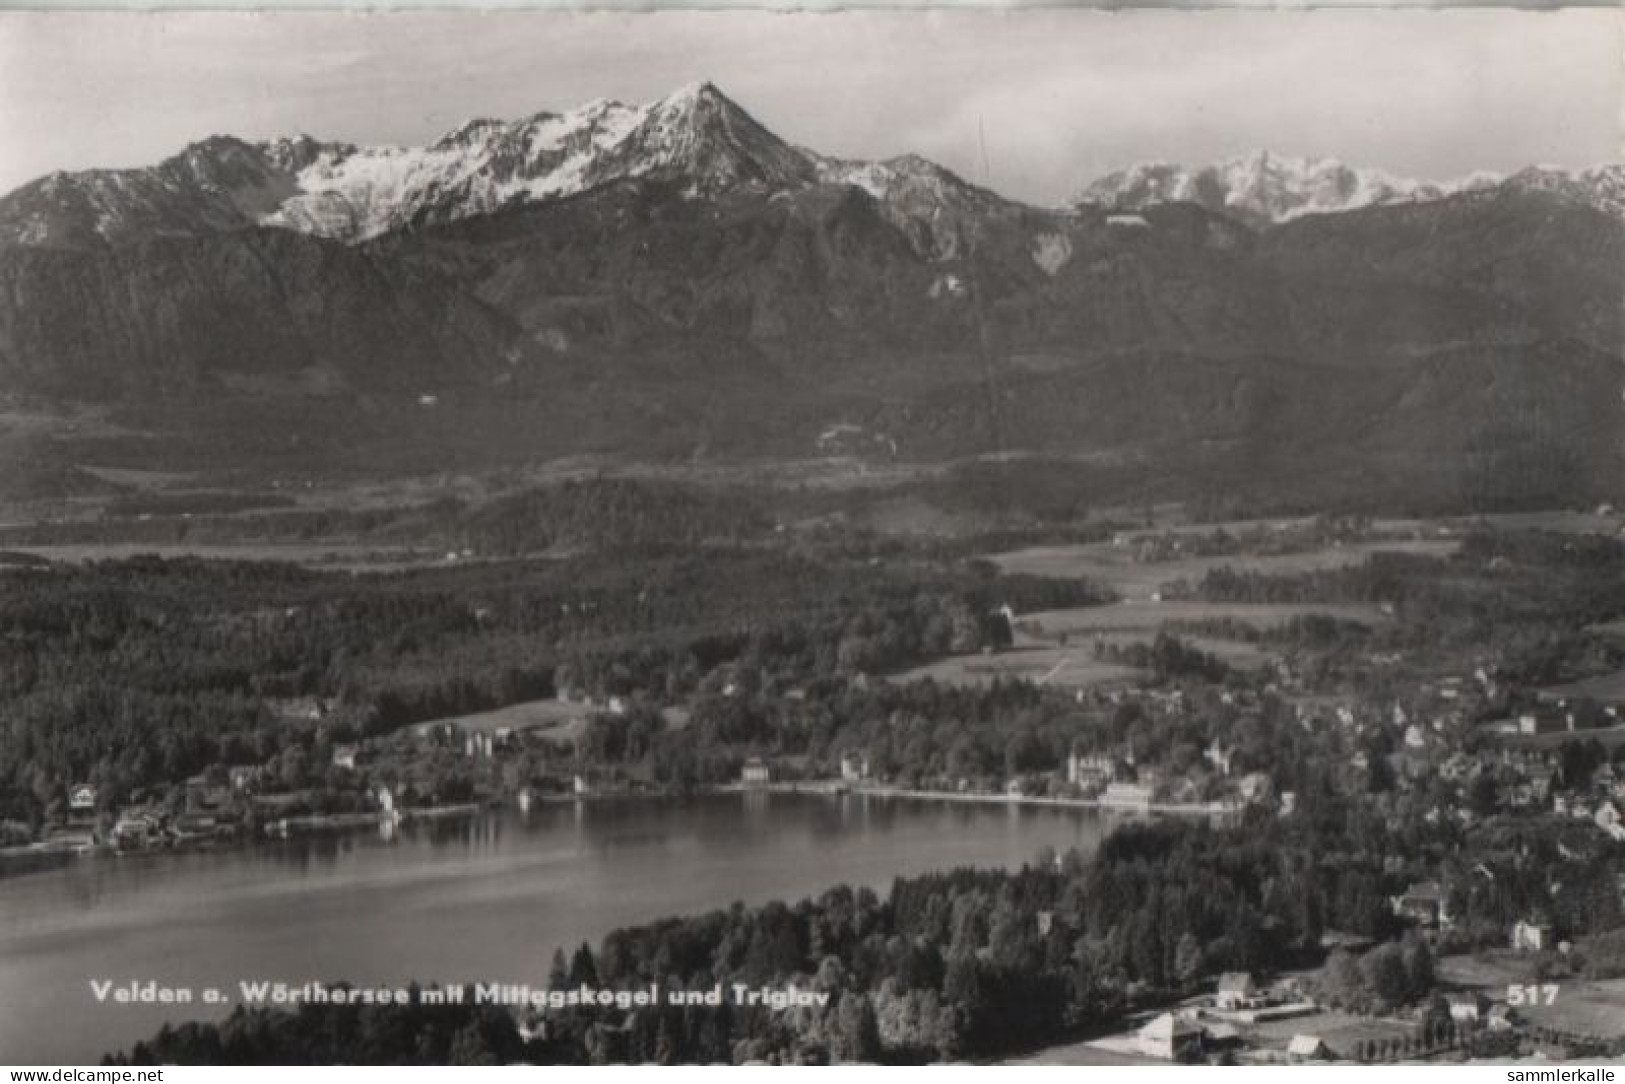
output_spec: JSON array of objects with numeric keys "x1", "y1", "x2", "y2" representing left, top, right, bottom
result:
[
  {"x1": 270, "y1": 696, "x2": 330, "y2": 722},
  {"x1": 1136, "y1": 1013, "x2": 1203, "y2": 1060},
  {"x1": 1512, "y1": 917, "x2": 1555, "y2": 952},
  {"x1": 112, "y1": 810, "x2": 163, "y2": 849},
  {"x1": 1067, "y1": 751, "x2": 1117, "y2": 787},
  {"x1": 1236, "y1": 772, "x2": 1274, "y2": 807},
  {"x1": 170, "y1": 810, "x2": 229, "y2": 842},
  {"x1": 228, "y1": 765, "x2": 262, "y2": 791},
  {"x1": 1447, "y1": 991, "x2": 1487, "y2": 1025},
  {"x1": 1286, "y1": 1034, "x2": 1333, "y2": 1062},
  {"x1": 1215, "y1": 972, "x2": 1263, "y2": 1011},
  {"x1": 741, "y1": 758, "x2": 771, "y2": 786},
  {"x1": 1100, "y1": 782, "x2": 1154, "y2": 810},
  {"x1": 1392, "y1": 881, "x2": 1452, "y2": 929}
]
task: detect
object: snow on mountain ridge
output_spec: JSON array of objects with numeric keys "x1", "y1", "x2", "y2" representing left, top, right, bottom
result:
[
  {"x1": 1078, "y1": 151, "x2": 1504, "y2": 226},
  {"x1": 0, "y1": 83, "x2": 829, "y2": 247},
  {"x1": 262, "y1": 81, "x2": 825, "y2": 239},
  {"x1": 261, "y1": 95, "x2": 656, "y2": 239},
  {"x1": 1502, "y1": 163, "x2": 1625, "y2": 219},
  {"x1": 7, "y1": 85, "x2": 1624, "y2": 252}
]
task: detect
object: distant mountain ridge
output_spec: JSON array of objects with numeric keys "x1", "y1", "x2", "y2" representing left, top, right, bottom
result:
[
  {"x1": 5, "y1": 85, "x2": 1622, "y2": 253},
  {"x1": 1077, "y1": 151, "x2": 1625, "y2": 227},
  {"x1": 0, "y1": 82, "x2": 1009, "y2": 253},
  {"x1": 0, "y1": 82, "x2": 1619, "y2": 511},
  {"x1": 1076, "y1": 151, "x2": 1502, "y2": 227}
]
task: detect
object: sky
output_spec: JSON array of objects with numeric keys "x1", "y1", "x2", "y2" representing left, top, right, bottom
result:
[{"x1": 0, "y1": 9, "x2": 1618, "y2": 205}]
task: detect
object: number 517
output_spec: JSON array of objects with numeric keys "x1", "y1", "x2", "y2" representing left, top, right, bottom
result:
[{"x1": 1507, "y1": 984, "x2": 1559, "y2": 1006}]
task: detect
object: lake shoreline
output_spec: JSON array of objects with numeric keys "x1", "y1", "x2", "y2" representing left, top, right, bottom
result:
[
  {"x1": 4, "y1": 779, "x2": 1231, "y2": 873},
  {"x1": 2, "y1": 791, "x2": 1114, "y2": 1064},
  {"x1": 719, "y1": 779, "x2": 1239, "y2": 818}
]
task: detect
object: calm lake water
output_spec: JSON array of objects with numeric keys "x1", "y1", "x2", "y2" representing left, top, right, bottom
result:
[{"x1": 0, "y1": 792, "x2": 1110, "y2": 1064}]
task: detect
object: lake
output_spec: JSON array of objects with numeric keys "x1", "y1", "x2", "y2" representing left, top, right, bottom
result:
[{"x1": 0, "y1": 792, "x2": 1110, "y2": 1064}]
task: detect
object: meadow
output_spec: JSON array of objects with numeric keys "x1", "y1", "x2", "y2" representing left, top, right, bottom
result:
[
  {"x1": 1439, "y1": 954, "x2": 1625, "y2": 1040},
  {"x1": 889, "y1": 646, "x2": 1144, "y2": 691},
  {"x1": 988, "y1": 537, "x2": 1460, "y2": 601}
]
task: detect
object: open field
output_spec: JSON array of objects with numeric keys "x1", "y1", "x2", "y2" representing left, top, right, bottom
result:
[
  {"x1": 1001, "y1": 1039, "x2": 1165, "y2": 1066},
  {"x1": 1245, "y1": 1008, "x2": 1414, "y2": 1057},
  {"x1": 1105, "y1": 515, "x2": 1440, "y2": 541},
  {"x1": 1006, "y1": 600, "x2": 1391, "y2": 677},
  {"x1": 1179, "y1": 636, "x2": 1274, "y2": 671},
  {"x1": 1499, "y1": 724, "x2": 1625, "y2": 751},
  {"x1": 1439, "y1": 953, "x2": 1625, "y2": 1039},
  {"x1": 1517, "y1": 980, "x2": 1625, "y2": 1038},
  {"x1": 889, "y1": 645, "x2": 1144, "y2": 691},
  {"x1": 0, "y1": 542, "x2": 444, "y2": 570},
  {"x1": 988, "y1": 538, "x2": 1459, "y2": 601},
  {"x1": 1021, "y1": 600, "x2": 1390, "y2": 635},
  {"x1": 1474, "y1": 510, "x2": 1625, "y2": 537},
  {"x1": 412, "y1": 698, "x2": 587, "y2": 740},
  {"x1": 1541, "y1": 668, "x2": 1625, "y2": 705},
  {"x1": 892, "y1": 597, "x2": 1388, "y2": 690},
  {"x1": 75, "y1": 465, "x2": 202, "y2": 489},
  {"x1": 1007, "y1": 1006, "x2": 1413, "y2": 1065},
  {"x1": 412, "y1": 699, "x2": 691, "y2": 743}
]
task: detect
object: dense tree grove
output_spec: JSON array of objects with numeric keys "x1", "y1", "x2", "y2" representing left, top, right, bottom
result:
[
  {"x1": 111, "y1": 998, "x2": 525, "y2": 1066},
  {"x1": 0, "y1": 548, "x2": 1107, "y2": 823}
]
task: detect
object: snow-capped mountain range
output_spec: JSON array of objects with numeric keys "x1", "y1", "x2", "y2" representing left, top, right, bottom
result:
[
  {"x1": 1, "y1": 80, "x2": 1620, "y2": 508},
  {"x1": 1078, "y1": 151, "x2": 1625, "y2": 227},
  {"x1": 0, "y1": 82, "x2": 1003, "y2": 250},
  {"x1": 261, "y1": 81, "x2": 821, "y2": 241},
  {"x1": 1, "y1": 81, "x2": 1622, "y2": 251},
  {"x1": 1499, "y1": 164, "x2": 1625, "y2": 222},
  {"x1": 1076, "y1": 151, "x2": 1507, "y2": 227}
]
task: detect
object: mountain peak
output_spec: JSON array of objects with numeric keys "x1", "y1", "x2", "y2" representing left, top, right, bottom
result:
[
  {"x1": 432, "y1": 117, "x2": 511, "y2": 150},
  {"x1": 2, "y1": 81, "x2": 980, "y2": 247},
  {"x1": 663, "y1": 80, "x2": 726, "y2": 105},
  {"x1": 598, "y1": 79, "x2": 816, "y2": 196}
]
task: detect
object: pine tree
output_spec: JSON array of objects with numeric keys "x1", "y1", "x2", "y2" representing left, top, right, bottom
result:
[{"x1": 569, "y1": 942, "x2": 598, "y2": 986}]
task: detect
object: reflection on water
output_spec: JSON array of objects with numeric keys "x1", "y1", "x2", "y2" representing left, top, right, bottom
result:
[{"x1": 0, "y1": 792, "x2": 1108, "y2": 1064}]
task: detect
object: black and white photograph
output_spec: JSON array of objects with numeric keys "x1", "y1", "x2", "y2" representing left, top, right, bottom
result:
[{"x1": 0, "y1": 6, "x2": 1623, "y2": 1069}]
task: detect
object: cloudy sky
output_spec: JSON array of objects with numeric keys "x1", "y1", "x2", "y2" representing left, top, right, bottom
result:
[{"x1": 0, "y1": 9, "x2": 1618, "y2": 204}]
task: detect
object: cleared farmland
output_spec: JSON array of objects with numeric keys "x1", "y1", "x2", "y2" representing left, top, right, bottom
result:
[
  {"x1": 1439, "y1": 953, "x2": 1625, "y2": 1039},
  {"x1": 412, "y1": 697, "x2": 586, "y2": 740},
  {"x1": 0, "y1": 541, "x2": 438, "y2": 570},
  {"x1": 411, "y1": 698, "x2": 691, "y2": 742},
  {"x1": 1541, "y1": 667, "x2": 1625, "y2": 705},
  {"x1": 1020, "y1": 600, "x2": 1390, "y2": 636},
  {"x1": 890, "y1": 646, "x2": 1145, "y2": 691},
  {"x1": 988, "y1": 538, "x2": 1459, "y2": 601},
  {"x1": 891, "y1": 538, "x2": 1424, "y2": 691}
]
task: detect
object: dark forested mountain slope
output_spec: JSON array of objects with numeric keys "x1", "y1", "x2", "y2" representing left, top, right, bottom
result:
[
  {"x1": 0, "y1": 83, "x2": 1618, "y2": 507},
  {"x1": 0, "y1": 228, "x2": 527, "y2": 401}
]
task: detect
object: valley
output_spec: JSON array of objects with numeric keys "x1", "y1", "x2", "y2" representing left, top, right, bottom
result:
[{"x1": 0, "y1": 66, "x2": 1622, "y2": 1069}]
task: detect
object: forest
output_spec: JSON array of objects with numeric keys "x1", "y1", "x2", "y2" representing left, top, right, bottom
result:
[{"x1": 0, "y1": 540, "x2": 1108, "y2": 823}]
